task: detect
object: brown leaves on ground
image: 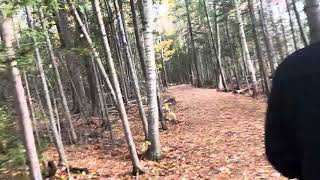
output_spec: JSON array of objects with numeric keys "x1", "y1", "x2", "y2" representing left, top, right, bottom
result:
[{"x1": 43, "y1": 85, "x2": 286, "y2": 179}]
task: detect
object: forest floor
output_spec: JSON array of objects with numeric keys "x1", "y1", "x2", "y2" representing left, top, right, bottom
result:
[{"x1": 43, "y1": 84, "x2": 286, "y2": 179}]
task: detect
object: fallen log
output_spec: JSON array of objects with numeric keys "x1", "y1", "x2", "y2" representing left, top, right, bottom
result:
[{"x1": 233, "y1": 88, "x2": 250, "y2": 94}]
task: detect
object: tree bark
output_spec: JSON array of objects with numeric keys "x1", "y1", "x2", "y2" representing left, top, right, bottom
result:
[
  {"x1": 57, "y1": 0, "x2": 87, "y2": 114},
  {"x1": 112, "y1": 0, "x2": 148, "y2": 140},
  {"x1": 142, "y1": 0, "x2": 162, "y2": 161},
  {"x1": 270, "y1": 12, "x2": 285, "y2": 62},
  {"x1": 159, "y1": 36, "x2": 169, "y2": 87},
  {"x1": 0, "y1": 15, "x2": 43, "y2": 180},
  {"x1": 23, "y1": 72, "x2": 41, "y2": 147},
  {"x1": 292, "y1": 0, "x2": 308, "y2": 46},
  {"x1": 38, "y1": 7, "x2": 77, "y2": 143},
  {"x1": 202, "y1": 0, "x2": 228, "y2": 91},
  {"x1": 92, "y1": 60, "x2": 114, "y2": 141},
  {"x1": 66, "y1": 0, "x2": 118, "y2": 107},
  {"x1": 235, "y1": 0, "x2": 258, "y2": 97},
  {"x1": 304, "y1": 0, "x2": 320, "y2": 44},
  {"x1": 185, "y1": 0, "x2": 202, "y2": 87},
  {"x1": 285, "y1": 0, "x2": 299, "y2": 50},
  {"x1": 91, "y1": 0, "x2": 144, "y2": 174},
  {"x1": 277, "y1": 5, "x2": 289, "y2": 56},
  {"x1": 258, "y1": 0, "x2": 278, "y2": 73},
  {"x1": 33, "y1": 79, "x2": 53, "y2": 143},
  {"x1": 26, "y1": 6, "x2": 67, "y2": 164},
  {"x1": 104, "y1": 0, "x2": 130, "y2": 105},
  {"x1": 225, "y1": 17, "x2": 240, "y2": 90},
  {"x1": 130, "y1": 0, "x2": 147, "y2": 79},
  {"x1": 248, "y1": 0, "x2": 271, "y2": 95}
]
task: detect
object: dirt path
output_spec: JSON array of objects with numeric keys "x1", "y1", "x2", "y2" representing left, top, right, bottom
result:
[
  {"x1": 44, "y1": 85, "x2": 285, "y2": 179},
  {"x1": 157, "y1": 85, "x2": 284, "y2": 179}
]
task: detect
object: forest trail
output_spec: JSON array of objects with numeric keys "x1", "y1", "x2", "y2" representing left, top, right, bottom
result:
[
  {"x1": 44, "y1": 85, "x2": 285, "y2": 179},
  {"x1": 158, "y1": 85, "x2": 285, "y2": 179}
]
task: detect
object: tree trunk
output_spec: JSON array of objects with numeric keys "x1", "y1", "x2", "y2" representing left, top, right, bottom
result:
[
  {"x1": 225, "y1": 17, "x2": 240, "y2": 90},
  {"x1": 270, "y1": 12, "x2": 285, "y2": 62},
  {"x1": 248, "y1": 0, "x2": 271, "y2": 95},
  {"x1": 130, "y1": 0, "x2": 147, "y2": 79},
  {"x1": 111, "y1": 0, "x2": 148, "y2": 140},
  {"x1": 304, "y1": 0, "x2": 320, "y2": 44},
  {"x1": 278, "y1": 5, "x2": 289, "y2": 55},
  {"x1": 185, "y1": 0, "x2": 202, "y2": 87},
  {"x1": 0, "y1": 16, "x2": 43, "y2": 180},
  {"x1": 84, "y1": 57, "x2": 96, "y2": 114},
  {"x1": 92, "y1": 60, "x2": 114, "y2": 141},
  {"x1": 235, "y1": 0, "x2": 258, "y2": 97},
  {"x1": 104, "y1": 0, "x2": 130, "y2": 105},
  {"x1": 285, "y1": 0, "x2": 298, "y2": 51},
  {"x1": 142, "y1": 0, "x2": 162, "y2": 161},
  {"x1": 26, "y1": 6, "x2": 67, "y2": 164},
  {"x1": 66, "y1": 0, "x2": 118, "y2": 107},
  {"x1": 57, "y1": 0, "x2": 87, "y2": 114},
  {"x1": 33, "y1": 79, "x2": 53, "y2": 143},
  {"x1": 292, "y1": 0, "x2": 308, "y2": 46},
  {"x1": 159, "y1": 36, "x2": 169, "y2": 87},
  {"x1": 213, "y1": 4, "x2": 228, "y2": 91},
  {"x1": 52, "y1": 91, "x2": 62, "y2": 136},
  {"x1": 39, "y1": 7, "x2": 77, "y2": 143},
  {"x1": 91, "y1": 0, "x2": 144, "y2": 174},
  {"x1": 258, "y1": 0, "x2": 278, "y2": 73},
  {"x1": 202, "y1": 0, "x2": 228, "y2": 91},
  {"x1": 23, "y1": 72, "x2": 41, "y2": 147}
]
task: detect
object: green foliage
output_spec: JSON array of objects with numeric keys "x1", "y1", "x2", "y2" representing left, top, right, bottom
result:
[
  {"x1": 0, "y1": 105, "x2": 49, "y2": 177},
  {"x1": 155, "y1": 39, "x2": 175, "y2": 64},
  {"x1": 0, "y1": 106, "x2": 26, "y2": 168}
]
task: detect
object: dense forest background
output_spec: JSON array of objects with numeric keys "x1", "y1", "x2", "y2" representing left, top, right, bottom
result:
[{"x1": 0, "y1": 0, "x2": 319, "y2": 179}]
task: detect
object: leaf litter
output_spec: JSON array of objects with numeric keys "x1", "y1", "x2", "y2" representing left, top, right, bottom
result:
[{"x1": 43, "y1": 85, "x2": 286, "y2": 179}]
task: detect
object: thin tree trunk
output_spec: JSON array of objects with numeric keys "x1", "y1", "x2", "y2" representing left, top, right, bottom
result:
[
  {"x1": 0, "y1": 17, "x2": 43, "y2": 180},
  {"x1": 235, "y1": 0, "x2": 258, "y2": 97},
  {"x1": 159, "y1": 36, "x2": 169, "y2": 87},
  {"x1": 90, "y1": 0, "x2": 144, "y2": 174},
  {"x1": 213, "y1": 4, "x2": 228, "y2": 91},
  {"x1": 104, "y1": 1, "x2": 130, "y2": 105},
  {"x1": 258, "y1": 0, "x2": 278, "y2": 73},
  {"x1": 112, "y1": 0, "x2": 149, "y2": 140},
  {"x1": 13, "y1": 19, "x2": 41, "y2": 147},
  {"x1": 202, "y1": 0, "x2": 228, "y2": 91},
  {"x1": 278, "y1": 5, "x2": 289, "y2": 55},
  {"x1": 57, "y1": 0, "x2": 87, "y2": 114},
  {"x1": 304, "y1": 0, "x2": 320, "y2": 44},
  {"x1": 248, "y1": 0, "x2": 271, "y2": 95},
  {"x1": 84, "y1": 57, "x2": 96, "y2": 114},
  {"x1": 52, "y1": 92, "x2": 61, "y2": 136},
  {"x1": 285, "y1": 0, "x2": 298, "y2": 51},
  {"x1": 292, "y1": 0, "x2": 308, "y2": 46},
  {"x1": 185, "y1": 0, "x2": 202, "y2": 87},
  {"x1": 38, "y1": 7, "x2": 77, "y2": 143},
  {"x1": 33, "y1": 78, "x2": 53, "y2": 143},
  {"x1": 26, "y1": 7, "x2": 67, "y2": 164},
  {"x1": 270, "y1": 12, "x2": 285, "y2": 62},
  {"x1": 66, "y1": 0, "x2": 118, "y2": 107},
  {"x1": 23, "y1": 72, "x2": 41, "y2": 147},
  {"x1": 130, "y1": 0, "x2": 147, "y2": 79},
  {"x1": 92, "y1": 60, "x2": 114, "y2": 142},
  {"x1": 225, "y1": 17, "x2": 240, "y2": 90}
]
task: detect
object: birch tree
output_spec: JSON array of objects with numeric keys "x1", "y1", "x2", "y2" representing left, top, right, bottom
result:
[
  {"x1": 235, "y1": 0, "x2": 258, "y2": 96},
  {"x1": 91, "y1": 0, "x2": 144, "y2": 173},
  {"x1": 142, "y1": 0, "x2": 162, "y2": 160},
  {"x1": 26, "y1": 6, "x2": 67, "y2": 164},
  {"x1": 304, "y1": 0, "x2": 320, "y2": 43},
  {"x1": 0, "y1": 13, "x2": 42, "y2": 180}
]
